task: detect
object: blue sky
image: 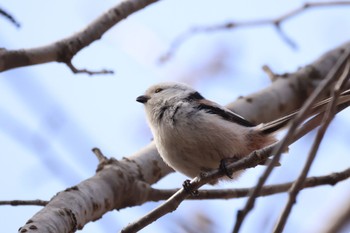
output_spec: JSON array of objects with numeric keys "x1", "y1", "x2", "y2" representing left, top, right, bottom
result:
[{"x1": 1, "y1": 0, "x2": 350, "y2": 232}]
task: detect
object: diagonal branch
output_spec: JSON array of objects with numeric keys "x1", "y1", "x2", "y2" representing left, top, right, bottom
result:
[
  {"x1": 273, "y1": 59, "x2": 350, "y2": 233},
  {"x1": 160, "y1": 1, "x2": 350, "y2": 62},
  {"x1": 0, "y1": 0, "x2": 159, "y2": 74},
  {"x1": 232, "y1": 48, "x2": 350, "y2": 233},
  {"x1": 18, "y1": 143, "x2": 173, "y2": 233},
  {"x1": 120, "y1": 92, "x2": 350, "y2": 233},
  {"x1": 0, "y1": 7, "x2": 20, "y2": 27}
]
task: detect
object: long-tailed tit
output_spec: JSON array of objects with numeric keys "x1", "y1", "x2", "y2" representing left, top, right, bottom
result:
[{"x1": 137, "y1": 82, "x2": 349, "y2": 182}]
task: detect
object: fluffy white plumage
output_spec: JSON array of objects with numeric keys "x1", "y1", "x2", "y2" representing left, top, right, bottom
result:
[
  {"x1": 136, "y1": 82, "x2": 276, "y2": 180},
  {"x1": 137, "y1": 82, "x2": 350, "y2": 182}
]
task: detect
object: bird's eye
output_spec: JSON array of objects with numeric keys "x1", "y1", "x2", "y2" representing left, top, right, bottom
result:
[{"x1": 154, "y1": 88, "x2": 163, "y2": 93}]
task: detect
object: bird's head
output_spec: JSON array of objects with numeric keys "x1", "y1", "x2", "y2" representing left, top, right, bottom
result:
[{"x1": 137, "y1": 82, "x2": 200, "y2": 107}]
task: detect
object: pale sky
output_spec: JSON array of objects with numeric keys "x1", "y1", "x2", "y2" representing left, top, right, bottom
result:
[{"x1": 1, "y1": 0, "x2": 350, "y2": 232}]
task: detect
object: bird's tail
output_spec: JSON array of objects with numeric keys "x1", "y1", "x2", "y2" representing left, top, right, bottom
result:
[{"x1": 260, "y1": 89, "x2": 350, "y2": 134}]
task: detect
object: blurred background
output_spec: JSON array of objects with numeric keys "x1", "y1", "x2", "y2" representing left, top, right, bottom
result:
[{"x1": 1, "y1": 0, "x2": 350, "y2": 232}]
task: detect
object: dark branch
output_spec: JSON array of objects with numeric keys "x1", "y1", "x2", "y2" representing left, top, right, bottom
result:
[
  {"x1": 273, "y1": 58, "x2": 350, "y2": 232},
  {"x1": 233, "y1": 48, "x2": 350, "y2": 233},
  {"x1": 0, "y1": 7, "x2": 20, "y2": 28},
  {"x1": 0, "y1": 199, "x2": 47, "y2": 206}
]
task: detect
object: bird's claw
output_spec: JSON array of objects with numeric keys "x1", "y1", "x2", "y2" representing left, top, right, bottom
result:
[{"x1": 182, "y1": 179, "x2": 199, "y2": 196}]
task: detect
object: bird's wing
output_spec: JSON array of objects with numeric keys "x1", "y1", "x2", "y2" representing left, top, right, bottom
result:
[{"x1": 196, "y1": 99, "x2": 256, "y2": 127}]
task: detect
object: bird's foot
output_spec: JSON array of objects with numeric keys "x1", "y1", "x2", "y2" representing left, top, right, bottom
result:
[{"x1": 182, "y1": 179, "x2": 199, "y2": 196}]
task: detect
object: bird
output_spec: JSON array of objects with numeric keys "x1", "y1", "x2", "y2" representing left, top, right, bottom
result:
[{"x1": 136, "y1": 82, "x2": 350, "y2": 183}]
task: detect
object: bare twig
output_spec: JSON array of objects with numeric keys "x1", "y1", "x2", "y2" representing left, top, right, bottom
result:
[
  {"x1": 273, "y1": 23, "x2": 296, "y2": 49},
  {"x1": 91, "y1": 147, "x2": 108, "y2": 163},
  {"x1": 65, "y1": 61, "x2": 114, "y2": 75},
  {"x1": 160, "y1": 1, "x2": 350, "y2": 62},
  {"x1": 0, "y1": 199, "x2": 47, "y2": 206},
  {"x1": 262, "y1": 65, "x2": 278, "y2": 82},
  {"x1": 0, "y1": 7, "x2": 20, "y2": 28},
  {"x1": 273, "y1": 59, "x2": 350, "y2": 233},
  {"x1": 232, "y1": 48, "x2": 350, "y2": 233},
  {"x1": 147, "y1": 168, "x2": 350, "y2": 201},
  {"x1": 0, "y1": 0, "x2": 159, "y2": 74}
]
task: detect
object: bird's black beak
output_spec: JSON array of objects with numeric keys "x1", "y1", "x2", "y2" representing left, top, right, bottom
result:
[{"x1": 136, "y1": 95, "x2": 150, "y2": 104}]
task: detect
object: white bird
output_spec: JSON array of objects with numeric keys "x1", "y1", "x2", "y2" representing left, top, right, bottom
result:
[{"x1": 136, "y1": 82, "x2": 349, "y2": 183}]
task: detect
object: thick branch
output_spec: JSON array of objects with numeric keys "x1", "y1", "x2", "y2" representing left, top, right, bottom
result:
[
  {"x1": 18, "y1": 143, "x2": 172, "y2": 233},
  {"x1": 0, "y1": 0, "x2": 159, "y2": 73}
]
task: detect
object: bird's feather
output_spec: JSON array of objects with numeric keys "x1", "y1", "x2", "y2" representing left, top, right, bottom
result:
[{"x1": 196, "y1": 99, "x2": 256, "y2": 127}]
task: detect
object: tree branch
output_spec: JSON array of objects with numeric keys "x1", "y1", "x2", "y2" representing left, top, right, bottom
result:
[
  {"x1": 273, "y1": 58, "x2": 350, "y2": 233},
  {"x1": 233, "y1": 47, "x2": 350, "y2": 233},
  {"x1": 147, "y1": 168, "x2": 350, "y2": 201},
  {"x1": 160, "y1": 1, "x2": 350, "y2": 62},
  {"x1": 18, "y1": 142, "x2": 173, "y2": 233},
  {"x1": 4, "y1": 168, "x2": 350, "y2": 207},
  {"x1": 18, "y1": 41, "x2": 350, "y2": 232},
  {"x1": 65, "y1": 60, "x2": 114, "y2": 75},
  {"x1": 0, "y1": 0, "x2": 159, "y2": 74},
  {"x1": 0, "y1": 200, "x2": 47, "y2": 206},
  {"x1": 0, "y1": 7, "x2": 20, "y2": 28}
]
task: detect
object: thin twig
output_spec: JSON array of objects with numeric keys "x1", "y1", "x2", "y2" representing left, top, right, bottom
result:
[
  {"x1": 273, "y1": 59, "x2": 350, "y2": 233},
  {"x1": 274, "y1": 23, "x2": 297, "y2": 49},
  {"x1": 160, "y1": 1, "x2": 350, "y2": 62},
  {"x1": 0, "y1": 7, "x2": 20, "y2": 28},
  {"x1": 92, "y1": 147, "x2": 108, "y2": 163},
  {"x1": 147, "y1": 168, "x2": 350, "y2": 201},
  {"x1": 65, "y1": 61, "x2": 114, "y2": 76},
  {"x1": 0, "y1": 199, "x2": 48, "y2": 206},
  {"x1": 262, "y1": 65, "x2": 278, "y2": 82},
  {"x1": 232, "y1": 48, "x2": 350, "y2": 233}
]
